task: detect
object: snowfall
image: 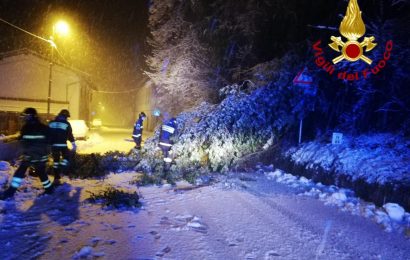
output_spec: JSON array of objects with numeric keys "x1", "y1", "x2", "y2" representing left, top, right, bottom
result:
[{"x1": 1, "y1": 131, "x2": 410, "y2": 260}]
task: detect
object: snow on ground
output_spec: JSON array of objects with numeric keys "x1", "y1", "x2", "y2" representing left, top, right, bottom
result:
[
  {"x1": 75, "y1": 128, "x2": 152, "y2": 154},
  {"x1": 0, "y1": 161, "x2": 12, "y2": 187},
  {"x1": 263, "y1": 166, "x2": 410, "y2": 233},
  {"x1": 1, "y1": 165, "x2": 410, "y2": 259},
  {"x1": 285, "y1": 133, "x2": 410, "y2": 185}
]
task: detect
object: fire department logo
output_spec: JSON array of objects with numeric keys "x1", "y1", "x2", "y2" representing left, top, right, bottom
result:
[{"x1": 329, "y1": 0, "x2": 377, "y2": 65}]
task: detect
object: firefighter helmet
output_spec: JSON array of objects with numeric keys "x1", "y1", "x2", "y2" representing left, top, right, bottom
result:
[
  {"x1": 22, "y1": 107, "x2": 37, "y2": 116},
  {"x1": 21, "y1": 107, "x2": 38, "y2": 121},
  {"x1": 59, "y1": 109, "x2": 71, "y2": 118}
]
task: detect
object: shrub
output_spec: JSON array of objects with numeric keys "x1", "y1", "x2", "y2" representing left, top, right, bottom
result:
[
  {"x1": 86, "y1": 186, "x2": 140, "y2": 209},
  {"x1": 69, "y1": 151, "x2": 141, "y2": 179}
]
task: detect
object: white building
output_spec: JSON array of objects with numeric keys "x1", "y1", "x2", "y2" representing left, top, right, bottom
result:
[{"x1": 0, "y1": 49, "x2": 93, "y2": 134}]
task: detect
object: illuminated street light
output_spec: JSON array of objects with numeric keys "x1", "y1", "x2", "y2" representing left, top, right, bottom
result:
[
  {"x1": 54, "y1": 20, "x2": 70, "y2": 37},
  {"x1": 0, "y1": 18, "x2": 71, "y2": 120},
  {"x1": 47, "y1": 20, "x2": 70, "y2": 120}
]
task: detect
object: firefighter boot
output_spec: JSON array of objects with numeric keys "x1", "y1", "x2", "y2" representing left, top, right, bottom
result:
[
  {"x1": 52, "y1": 168, "x2": 62, "y2": 187},
  {"x1": 39, "y1": 185, "x2": 55, "y2": 196},
  {"x1": 53, "y1": 178, "x2": 62, "y2": 188},
  {"x1": 0, "y1": 186, "x2": 17, "y2": 200},
  {"x1": 52, "y1": 177, "x2": 62, "y2": 187},
  {"x1": 45, "y1": 185, "x2": 55, "y2": 195},
  {"x1": 162, "y1": 165, "x2": 176, "y2": 186},
  {"x1": 166, "y1": 176, "x2": 176, "y2": 186}
]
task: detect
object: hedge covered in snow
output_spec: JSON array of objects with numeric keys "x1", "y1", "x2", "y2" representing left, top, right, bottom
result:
[
  {"x1": 270, "y1": 133, "x2": 410, "y2": 211},
  {"x1": 284, "y1": 133, "x2": 410, "y2": 185}
]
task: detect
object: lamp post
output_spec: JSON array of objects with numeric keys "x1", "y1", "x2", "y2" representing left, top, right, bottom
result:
[
  {"x1": 46, "y1": 20, "x2": 69, "y2": 120},
  {"x1": 47, "y1": 37, "x2": 54, "y2": 120},
  {"x1": 0, "y1": 18, "x2": 70, "y2": 120}
]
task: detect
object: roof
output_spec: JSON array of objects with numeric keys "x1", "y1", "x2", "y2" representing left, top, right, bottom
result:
[{"x1": 0, "y1": 48, "x2": 98, "y2": 91}]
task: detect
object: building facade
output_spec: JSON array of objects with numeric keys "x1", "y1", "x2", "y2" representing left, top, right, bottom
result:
[{"x1": 0, "y1": 49, "x2": 92, "y2": 134}]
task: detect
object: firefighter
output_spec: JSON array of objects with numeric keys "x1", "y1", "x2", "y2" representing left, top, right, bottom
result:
[
  {"x1": 158, "y1": 117, "x2": 177, "y2": 181},
  {"x1": 0, "y1": 108, "x2": 54, "y2": 199},
  {"x1": 132, "y1": 112, "x2": 146, "y2": 149},
  {"x1": 48, "y1": 109, "x2": 76, "y2": 186}
]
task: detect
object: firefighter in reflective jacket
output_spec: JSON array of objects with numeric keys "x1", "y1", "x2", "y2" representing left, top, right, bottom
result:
[
  {"x1": 159, "y1": 117, "x2": 177, "y2": 167},
  {"x1": 0, "y1": 108, "x2": 54, "y2": 199},
  {"x1": 132, "y1": 112, "x2": 146, "y2": 149},
  {"x1": 48, "y1": 109, "x2": 76, "y2": 186}
]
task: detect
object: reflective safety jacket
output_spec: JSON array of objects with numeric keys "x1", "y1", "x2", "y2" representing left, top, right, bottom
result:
[
  {"x1": 19, "y1": 119, "x2": 49, "y2": 162},
  {"x1": 48, "y1": 115, "x2": 75, "y2": 147},
  {"x1": 159, "y1": 120, "x2": 176, "y2": 147},
  {"x1": 132, "y1": 117, "x2": 144, "y2": 138}
]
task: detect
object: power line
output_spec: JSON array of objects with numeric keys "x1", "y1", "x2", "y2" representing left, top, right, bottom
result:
[
  {"x1": 1, "y1": 17, "x2": 146, "y2": 95},
  {"x1": 0, "y1": 17, "x2": 70, "y2": 65},
  {"x1": 93, "y1": 78, "x2": 148, "y2": 94},
  {"x1": 0, "y1": 17, "x2": 51, "y2": 44},
  {"x1": 93, "y1": 88, "x2": 140, "y2": 94}
]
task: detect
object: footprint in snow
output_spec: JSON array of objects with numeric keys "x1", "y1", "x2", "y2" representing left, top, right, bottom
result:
[
  {"x1": 149, "y1": 230, "x2": 161, "y2": 240},
  {"x1": 156, "y1": 246, "x2": 171, "y2": 257},
  {"x1": 228, "y1": 237, "x2": 245, "y2": 247},
  {"x1": 264, "y1": 250, "x2": 281, "y2": 259}
]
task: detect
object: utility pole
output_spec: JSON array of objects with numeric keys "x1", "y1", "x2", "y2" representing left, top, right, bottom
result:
[
  {"x1": 0, "y1": 18, "x2": 69, "y2": 120},
  {"x1": 47, "y1": 36, "x2": 54, "y2": 121}
]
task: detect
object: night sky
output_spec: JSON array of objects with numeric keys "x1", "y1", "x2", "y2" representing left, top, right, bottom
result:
[
  {"x1": 0, "y1": 0, "x2": 150, "y2": 91},
  {"x1": 0, "y1": 0, "x2": 408, "y2": 91}
]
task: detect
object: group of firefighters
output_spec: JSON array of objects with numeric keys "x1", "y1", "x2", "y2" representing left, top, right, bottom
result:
[
  {"x1": 0, "y1": 107, "x2": 76, "y2": 200},
  {"x1": 0, "y1": 108, "x2": 177, "y2": 200},
  {"x1": 133, "y1": 111, "x2": 178, "y2": 170}
]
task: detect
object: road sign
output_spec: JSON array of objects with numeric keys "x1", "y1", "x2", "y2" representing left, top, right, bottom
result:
[
  {"x1": 293, "y1": 67, "x2": 316, "y2": 96},
  {"x1": 293, "y1": 67, "x2": 313, "y2": 85}
]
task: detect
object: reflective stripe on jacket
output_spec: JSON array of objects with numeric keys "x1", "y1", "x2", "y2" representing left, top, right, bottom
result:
[
  {"x1": 159, "y1": 121, "x2": 176, "y2": 146},
  {"x1": 19, "y1": 119, "x2": 49, "y2": 159},
  {"x1": 133, "y1": 117, "x2": 144, "y2": 136},
  {"x1": 49, "y1": 116, "x2": 75, "y2": 146}
]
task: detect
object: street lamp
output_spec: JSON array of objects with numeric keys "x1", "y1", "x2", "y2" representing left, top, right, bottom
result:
[
  {"x1": 54, "y1": 21, "x2": 69, "y2": 37},
  {"x1": 47, "y1": 20, "x2": 69, "y2": 120}
]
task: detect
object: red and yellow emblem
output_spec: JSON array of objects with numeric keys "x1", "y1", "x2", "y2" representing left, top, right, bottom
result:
[{"x1": 329, "y1": 0, "x2": 377, "y2": 65}]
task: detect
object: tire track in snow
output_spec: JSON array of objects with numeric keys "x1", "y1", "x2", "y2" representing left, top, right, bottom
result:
[
  {"x1": 230, "y1": 190, "x2": 349, "y2": 259},
  {"x1": 234, "y1": 174, "x2": 410, "y2": 260}
]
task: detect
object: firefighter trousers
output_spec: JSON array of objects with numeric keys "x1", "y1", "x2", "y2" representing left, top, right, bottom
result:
[
  {"x1": 12, "y1": 160, "x2": 52, "y2": 190},
  {"x1": 133, "y1": 136, "x2": 142, "y2": 149},
  {"x1": 51, "y1": 147, "x2": 71, "y2": 179}
]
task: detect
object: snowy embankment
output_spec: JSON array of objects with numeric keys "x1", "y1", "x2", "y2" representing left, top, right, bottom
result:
[
  {"x1": 277, "y1": 133, "x2": 410, "y2": 211},
  {"x1": 285, "y1": 134, "x2": 410, "y2": 185}
]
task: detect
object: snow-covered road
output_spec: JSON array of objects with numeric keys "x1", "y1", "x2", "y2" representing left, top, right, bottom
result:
[
  {"x1": 76, "y1": 127, "x2": 153, "y2": 154},
  {"x1": 1, "y1": 171, "x2": 409, "y2": 259}
]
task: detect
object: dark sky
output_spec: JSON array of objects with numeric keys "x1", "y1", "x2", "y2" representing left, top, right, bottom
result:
[{"x1": 0, "y1": 0, "x2": 150, "y2": 90}]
